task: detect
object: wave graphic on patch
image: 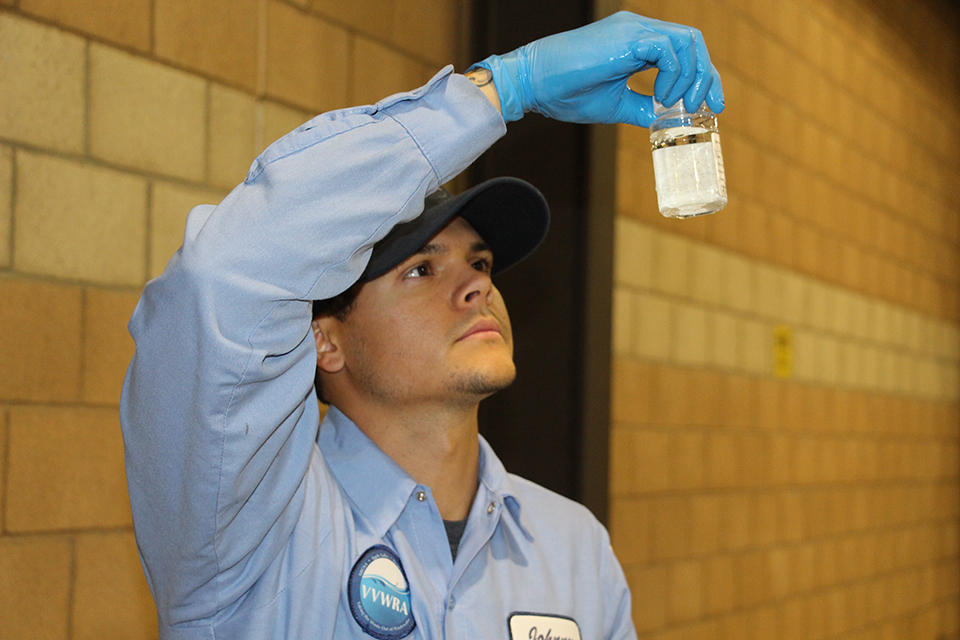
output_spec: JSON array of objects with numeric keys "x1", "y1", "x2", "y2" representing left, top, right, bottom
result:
[
  {"x1": 363, "y1": 558, "x2": 409, "y2": 592},
  {"x1": 349, "y1": 546, "x2": 416, "y2": 639}
]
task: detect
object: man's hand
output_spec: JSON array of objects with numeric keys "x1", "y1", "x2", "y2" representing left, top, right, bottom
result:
[{"x1": 468, "y1": 11, "x2": 724, "y2": 127}]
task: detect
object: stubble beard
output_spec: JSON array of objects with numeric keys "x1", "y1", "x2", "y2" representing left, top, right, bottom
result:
[{"x1": 452, "y1": 363, "x2": 517, "y2": 399}]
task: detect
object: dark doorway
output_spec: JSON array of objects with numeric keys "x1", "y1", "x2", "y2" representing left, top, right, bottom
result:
[{"x1": 469, "y1": 0, "x2": 614, "y2": 522}]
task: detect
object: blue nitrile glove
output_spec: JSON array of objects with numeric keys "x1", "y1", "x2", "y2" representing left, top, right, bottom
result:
[{"x1": 469, "y1": 11, "x2": 724, "y2": 127}]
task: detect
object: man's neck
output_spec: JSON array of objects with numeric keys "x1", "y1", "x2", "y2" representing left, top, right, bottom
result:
[{"x1": 337, "y1": 400, "x2": 481, "y2": 522}]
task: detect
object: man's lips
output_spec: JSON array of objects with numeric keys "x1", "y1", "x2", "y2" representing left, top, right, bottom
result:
[{"x1": 457, "y1": 317, "x2": 502, "y2": 341}]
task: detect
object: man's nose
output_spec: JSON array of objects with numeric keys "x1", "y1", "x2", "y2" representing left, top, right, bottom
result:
[{"x1": 456, "y1": 267, "x2": 494, "y2": 307}]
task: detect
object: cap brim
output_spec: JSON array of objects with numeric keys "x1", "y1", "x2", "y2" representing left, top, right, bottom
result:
[{"x1": 362, "y1": 177, "x2": 549, "y2": 281}]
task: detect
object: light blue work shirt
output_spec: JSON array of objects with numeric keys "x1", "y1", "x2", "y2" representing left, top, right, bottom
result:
[{"x1": 121, "y1": 65, "x2": 636, "y2": 640}]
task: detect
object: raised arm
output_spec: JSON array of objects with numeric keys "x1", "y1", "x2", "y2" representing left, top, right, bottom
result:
[{"x1": 120, "y1": 69, "x2": 505, "y2": 627}]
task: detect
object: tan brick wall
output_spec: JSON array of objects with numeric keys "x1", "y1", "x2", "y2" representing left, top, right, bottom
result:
[
  {"x1": 0, "y1": 0, "x2": 464, "y2": 636},
  {"x1": 612, "y1": 0, "x2": 960, "y2": 638}
]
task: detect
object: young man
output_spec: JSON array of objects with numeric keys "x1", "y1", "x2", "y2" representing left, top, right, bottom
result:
[{"x1": 121, "y1": 11, "x2": 723, "y2": 640}]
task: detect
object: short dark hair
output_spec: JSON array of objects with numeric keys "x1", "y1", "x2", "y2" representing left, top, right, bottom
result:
[{"x1": 311, "y1": 281, "x2": 364, "y2": 405}]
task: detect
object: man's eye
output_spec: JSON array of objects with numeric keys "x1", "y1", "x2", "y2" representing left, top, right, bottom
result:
[
  {"x1": 405, "y1": 263, "x2": 431, "y2": 278},
  {"x1": 472, "y1": 258, "x2": 492, "y2": 273}
]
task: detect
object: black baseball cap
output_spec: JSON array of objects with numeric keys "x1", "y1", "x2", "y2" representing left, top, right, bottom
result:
[{"x1": 361, "y1": 177, "x2": 550, "y2": 281}]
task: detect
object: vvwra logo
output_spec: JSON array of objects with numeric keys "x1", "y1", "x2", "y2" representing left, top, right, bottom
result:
[{"x1": 349, "y1": 545, "x2": 416, "y2": 640}]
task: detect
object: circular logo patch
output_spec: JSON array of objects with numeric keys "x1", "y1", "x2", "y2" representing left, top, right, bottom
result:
[{"x1": 348, "y1": 545, "x2": 416, "y2": 640}]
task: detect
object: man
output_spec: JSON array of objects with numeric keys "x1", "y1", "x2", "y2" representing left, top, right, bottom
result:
[{"x1": 121, "y1": 11, "x2": 723, "y2": 640}]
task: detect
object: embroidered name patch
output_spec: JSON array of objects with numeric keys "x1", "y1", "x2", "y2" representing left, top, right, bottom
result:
[
  {"x1": 509, "y1": 612, "x2": 582, "y2": 640},
  {"x1": 348, "y1": 545, "x2": 416, "y2": 640}
]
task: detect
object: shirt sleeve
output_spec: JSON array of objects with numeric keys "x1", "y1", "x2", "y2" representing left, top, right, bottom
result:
[{"x1": 119, "y1": 67, "x2": 506, "y2": 628}]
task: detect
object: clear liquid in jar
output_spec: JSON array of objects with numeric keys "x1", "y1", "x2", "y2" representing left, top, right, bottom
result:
[{"x1": 651, "y1": 126, "x2": 727, "y2": 218}]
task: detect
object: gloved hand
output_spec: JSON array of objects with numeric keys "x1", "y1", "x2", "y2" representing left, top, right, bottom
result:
[{"x1": 469, "y1": 11, "x2": 724, "y2": 127}]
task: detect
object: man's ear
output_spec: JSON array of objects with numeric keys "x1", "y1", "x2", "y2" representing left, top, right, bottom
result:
[{"x1": 312, "y1": 317, "x2": 345, "y2": 373}]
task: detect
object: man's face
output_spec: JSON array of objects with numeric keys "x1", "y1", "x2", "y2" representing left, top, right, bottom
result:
[{"x1": 329, "y1": 216, "x2": 515, "y2": 407}]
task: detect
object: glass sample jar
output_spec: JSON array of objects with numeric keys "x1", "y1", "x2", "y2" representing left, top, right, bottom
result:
[{"x1": 649, "y1": 101, "x2": 727, "y2": 218}]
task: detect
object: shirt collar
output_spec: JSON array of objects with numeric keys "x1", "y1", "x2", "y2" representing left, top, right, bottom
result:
[
  {"x1": 318, "y1": 406, "x2": 418, "y2": 538},
  {"x1": 477, "y1": 434, "x2": 529, "y2": 538},
  {"x1": 318, "y1": 406, "x2": 530, "y2": 539}
]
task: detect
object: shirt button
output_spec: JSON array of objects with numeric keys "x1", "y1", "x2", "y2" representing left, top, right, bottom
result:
[
  {"x1": 487, "y1": 501, "x2": 496, "y2": 514},
  {"x1": 447, "y1": 597, "x2": 456, "y2": 611},
  {"x1": 416, "y1": 491, "x2": 427, "y2": 502}
]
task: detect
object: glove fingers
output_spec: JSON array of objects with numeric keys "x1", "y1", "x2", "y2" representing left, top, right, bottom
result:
[
  {"x1": 615, "y1": 87, "x2": 656, "y2": 127},
  {"x1": 682, "y1": 29, "x2": 715, "y2": 111},
  {"x1": 705, "y1": 65, "x2": 725, "y2": 113},
  {"x1": 658, "y1": 27, "x2": 700, "y2": 108},
  {"x1": 637, "y1": 35, "x2": 682, "y2": 104}
]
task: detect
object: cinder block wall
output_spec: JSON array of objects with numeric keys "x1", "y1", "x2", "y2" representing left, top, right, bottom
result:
[
  {"x1": 0, "y1": 0, "x2": 460, "y2": 637},
  {"x1": 610, "y1": 0, "x2": 960, "y2": 639}
]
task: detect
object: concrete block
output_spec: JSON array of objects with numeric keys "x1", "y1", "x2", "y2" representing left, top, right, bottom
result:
[
  {"x1": 740, "y1": 317, "x2": 770, "y2": 376},
  {"x1": 0, "y1": 13, "x2": 85, "y2": 153},
  {"x1": 15, "y1": 151, "x2": 147, "y2": 286},
  {"x1": 670, "y1": 431, "x2": 705, "y2": 490},
  {"x1": 719, "y1": 252, "x2": 752, "y2": 313},
  {"x1": 155, "y1": 0, "x2": 258, "y2": 91},
  {"x1": 614, "y1": 216, "x2": 653, "y2": 289},
  {"x1": 708, "y1": 310, "x2": 739, "y2": 370},
  {"x1": 672, "y1": 302, "x2": 708, "y2": 366},
  {"x1": 610, "y1": 357, "x2": 653, "y2": 426},
  {"x1": 266, "y1": 1, "x2": 348, "y2": 112},
  {"x1": 703, "y1": 554, "x2": 736, "y2": 615},
  {"x1": 628, "y1": 428, "x2": 671, "y2": 493},
  {"x1": 90, "y1": 44, "x2": 207, "y2": 181},
  {"x1": 0, "y1": 145, "x2": 10, "y2": 267},
  {"x1": 741, "y1": 551, "x2": 775, "y2": 612},
  {"x1": 309, "y1": 0, "x2": 391, "y2": 41},
  {"x1": 752, "y1": 263, "x2": 784, "y2": 320},
  {"x1": 837, "y1": 289, "x2": 860, "y2": 340},
  {"x1": 627, "y1": 563, "x2": 668, "y2": 633},
  {"x1": 650, "y1": 495, "x2": 688, "y2": 560},
  {"x1": 651, "y1": 365, "x2": 694, "y2": 427},
  {"x1": 651, "y1": 231, "x2": 691, "y2": 297},
  {"x1": 860, "y1": 345, "x2": 880, "y2": 391},
  {"x1": 820, "y1": 335, "x2": 840, "y2": 385},
  {"x1": 792, "y1": 328, "x2": 818, "y2": 382},
  {"x1": 22, "y1": 0, "x2": 151, "y2": 51},
  {"x1": 82, "y1": 288, "x2": 140, "y2": 405},
  {"x1": 690, "y1": 494, "x2": 722, "y2": 556},
  {"x1": 723, "y1": 375, "x2": 754, "y2": 430},
  {"x1": 608, "y1": 497, "x2": 649, "y2": 565},
  {"x1": 0, "y1": 537, "x2": 72, "y2": 639},
  {"x1": 781, "y1": 271, "x2": 806, "y2": 326},
  {"x1": 391, "y1": 0, "x2": 458, "y2": 66},
  {"x1": 872, "y1": 300, "x2": 892, "y2": 345},
  {"x1": 634, "y1": 292, "x2": 671, "y2": 361},
  {"x1": 689, "y1": 369, "x2": 723, "y2": 427},
  {"x1": 667, "y1": 560, "x2": 704, "y2": 623},
  {"x1": 72, "y1": 532, "x2": 157, "y2": 640},
  {"x1": 7, "y1": 406, "x2": 132, "y2": 531},
  {"x1": 0, "y1": 277, "x2": 82, "y2": 402},
  {"x1": 689, "y1": 243, "x2": 723, "y2": 306},
  {"x1": 804, "y1": 281, "x2": 829, "y2": 332},
  {"x1": 351, "y1": 36, "x2": 430, "y2": 108},
  {"x1": 210, "y1": 83, "x2": 258, "y2": 190},
  {"x1": 151, "y1": 181, "x2": 225, "y2": 279}
]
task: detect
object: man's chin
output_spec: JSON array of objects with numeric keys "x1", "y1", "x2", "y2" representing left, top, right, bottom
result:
[{"x1": 454, "y1": 366, "x2": 517, "y2": 399}]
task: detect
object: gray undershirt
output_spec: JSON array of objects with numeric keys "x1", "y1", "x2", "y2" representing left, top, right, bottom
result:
[{"x1": 443, "y1": 519, "x2": 467, "y2": 562}]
